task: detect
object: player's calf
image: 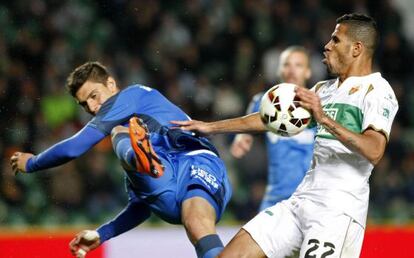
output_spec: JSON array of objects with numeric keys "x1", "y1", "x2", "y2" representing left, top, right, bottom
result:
[{"x1": 111, "y1": 125, "x2": 137, "y2": 171}]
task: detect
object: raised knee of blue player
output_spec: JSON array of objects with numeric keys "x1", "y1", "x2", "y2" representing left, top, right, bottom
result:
[{"x1": 111, "y1": 125, "x2": 129, "y2": 140}]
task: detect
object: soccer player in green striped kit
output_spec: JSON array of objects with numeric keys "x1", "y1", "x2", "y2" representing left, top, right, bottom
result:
[{"x1": 174, "y1": 13, "x2": 399, "y2": 258}]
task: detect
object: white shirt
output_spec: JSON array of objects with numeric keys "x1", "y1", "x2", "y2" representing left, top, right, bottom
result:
[{"x1": 292, "y1": 72, "x2": 399, "y2": 227}]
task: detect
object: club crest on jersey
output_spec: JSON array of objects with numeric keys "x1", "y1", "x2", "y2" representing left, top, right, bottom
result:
[
  {"x1": 190, "y1": 165, "x2": 219, "y2": 190},
  {"x1": 348, "y1": 85, "x2": 360, "y2": 95}
]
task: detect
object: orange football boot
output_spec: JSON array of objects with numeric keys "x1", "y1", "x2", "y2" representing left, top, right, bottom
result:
[{"x1": 129, "y1": 117, "x2": 164, "y2": 178}]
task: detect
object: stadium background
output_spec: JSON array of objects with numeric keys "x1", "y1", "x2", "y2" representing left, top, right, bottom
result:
[{"x1": 0, "y1": 0, "x2": 413, "y2": 257}]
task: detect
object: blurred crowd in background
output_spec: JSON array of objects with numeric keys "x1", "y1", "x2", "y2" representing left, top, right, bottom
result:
[{"x1": 1, "y1": 0, "x2": 413, "y2": 227}]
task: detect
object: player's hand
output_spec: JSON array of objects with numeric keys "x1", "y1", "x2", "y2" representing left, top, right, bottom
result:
[
  {"x1": 230, "y1": 134, "x2": 253, "y2": 158},
  {"x1": 69, "y1": 230, "x2": 101, "y2": 258},
  {"x1": 10, "y1": 152, "x2": 33, "y2": 175},
  {"x1": 295, "y1": 87, "x2": 327, "y2": 123},
  {"x1": 170, "y1": 120, "x2": 213, "y2": 135}
]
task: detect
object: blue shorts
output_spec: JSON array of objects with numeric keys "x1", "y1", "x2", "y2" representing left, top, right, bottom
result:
[{"x1": 126, "y1": 149, "x2": 232, "y2": 225}]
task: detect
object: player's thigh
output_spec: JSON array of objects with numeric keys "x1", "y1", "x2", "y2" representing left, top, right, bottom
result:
[
  {"x1": 243, "y1": 201, "x2": 302, "y2": 258},
  {"x1": 178, "y1": 151, "x2": 232, "y2": 220},
  {"x1": 300, "y1": 213, "x2": 364, "y2": 258}
]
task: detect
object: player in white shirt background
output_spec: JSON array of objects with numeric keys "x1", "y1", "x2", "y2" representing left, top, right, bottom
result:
[{"x1": 173, "y1": 13, "x2": 399, "y2": 258}]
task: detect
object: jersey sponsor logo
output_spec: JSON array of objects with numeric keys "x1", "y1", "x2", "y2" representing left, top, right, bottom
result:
[
  {"x1": 323, "y1": 108, "x2": 338, "y2": 120},
  {"x1": 316, "y1": 104, "x2": 363, "y2": 139},
  {"x1": 317, "y1": 107, "x2": 338, "y2": 136},
  {"x1": 190, "y1": 165, "x2": 219, "y2": 190}
]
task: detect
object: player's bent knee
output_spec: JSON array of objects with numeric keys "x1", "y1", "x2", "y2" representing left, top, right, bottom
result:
[{"x1": 111, "y1": 125, "x2": 128, "y2": 142}]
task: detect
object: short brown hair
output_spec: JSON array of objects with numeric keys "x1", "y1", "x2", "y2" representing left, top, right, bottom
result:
[
  {"x1": 336, "y1": 13, "x2": 379, "y2": 56},
  {"x1": 66, "y1": 61, "x2": 110, "y2": 97}
]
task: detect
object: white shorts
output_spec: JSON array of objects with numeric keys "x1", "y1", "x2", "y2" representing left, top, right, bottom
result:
[{"x1": 243, "y1": 197, "x2": 364, "y2": 258}]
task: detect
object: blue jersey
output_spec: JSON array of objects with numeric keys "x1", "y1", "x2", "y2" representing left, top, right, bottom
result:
[
  {"x1": 26, "y1": 85, "x2": 231, "y2": 238},
  {"x1": 86, "y1": 86, "x2": 222, "y2": 200},
  {"x1": 248, "y1": 92, "x2": 315, "y2": 210},
  {"x1": 27, "y1": 85, "x2": 218, "y2": 173}
]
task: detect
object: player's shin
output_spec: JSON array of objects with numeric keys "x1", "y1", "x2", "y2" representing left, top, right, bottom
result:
[{"x1": 112, "y1": 133, "x2": 138, "y2": 171}]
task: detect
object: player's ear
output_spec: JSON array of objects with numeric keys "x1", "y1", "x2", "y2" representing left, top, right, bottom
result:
[
  {"x1": 352, "y1": 41, "x2": 363, "y2": 57},
  {"x1": 107, "y1": 77, "x2": 118, "y2": 93}
]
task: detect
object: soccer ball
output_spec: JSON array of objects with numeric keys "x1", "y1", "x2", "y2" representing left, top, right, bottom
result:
[{"x1": 259, "y1": 83, "x2": 312, "y2": 137}]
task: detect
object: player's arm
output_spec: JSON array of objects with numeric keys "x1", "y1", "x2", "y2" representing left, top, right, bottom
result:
[
  {"x1": 296, "y1": 86, "x2": 387, "y2": 165},
  {"x1": 95, "y1": 199, "x2": 151, "y2": 243},
  {"x1": 96, "y1": 187, "x2": 151, "y2": 243},
  {"x1": 10, "y1": 125, "x2": 106, "y2": 174},
  {"x1": 171, "y1": 113, "x2": 266, "y2": 135},
  {"x1": 69, "y1": 187, "x2": 151, "y2": 257},
  {"x1": 69, "y1": 199, "x2": 151, "y2": 257},
  {"x1": 319, "y1": 119, "x2": 386, "y2": 165},
  {"x1": 231, "y1": 134, "x2": 254, "y2": 158}
]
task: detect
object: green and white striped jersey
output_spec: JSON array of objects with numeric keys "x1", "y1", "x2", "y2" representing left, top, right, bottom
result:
[{"x1": 292, "y1": 72, "x2": 398, "y2": 227}]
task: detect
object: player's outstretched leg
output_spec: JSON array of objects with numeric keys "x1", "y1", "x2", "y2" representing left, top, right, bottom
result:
[{"x1": 128, "y1": 117, "x2": 164, "y2": 178}]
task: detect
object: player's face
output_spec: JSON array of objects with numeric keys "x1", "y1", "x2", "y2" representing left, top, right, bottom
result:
[
  {"x1": 279, "y1": 51, "x2": 311, "y2": 87},
  {"x1": 75, "y1": 78, "x2": 118, "y2": 116},
  {"x1": 323, "y1": 24, "x2": 354, "y2": 76}
]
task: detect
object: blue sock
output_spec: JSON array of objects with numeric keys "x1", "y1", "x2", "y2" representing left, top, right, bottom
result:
[
  {"x1": 195, "y1": 234, "x2": 224, "y2": 258},
  {"x1": 112, "y1": 133, "x2": 136, "y2": 170},
  {"x1": 203, "y1": 247, "x2": 223, "y2": 258}
]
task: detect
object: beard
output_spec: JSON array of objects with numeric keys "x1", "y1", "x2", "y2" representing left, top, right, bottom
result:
[
  {"x1": 323, "y1": 57, "x2": 342, "y2": 78},
  {"x1": 326, "y1": 65, "x2": 338, "y2": 77}
]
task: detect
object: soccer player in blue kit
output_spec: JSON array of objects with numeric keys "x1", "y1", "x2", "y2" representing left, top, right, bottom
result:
[
  {"x1": 230, "y1": 46, "x2": 315, "y2": 210},
  {"x1": 10, "y1": 62, "x2": 232, "y2": 258}
]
